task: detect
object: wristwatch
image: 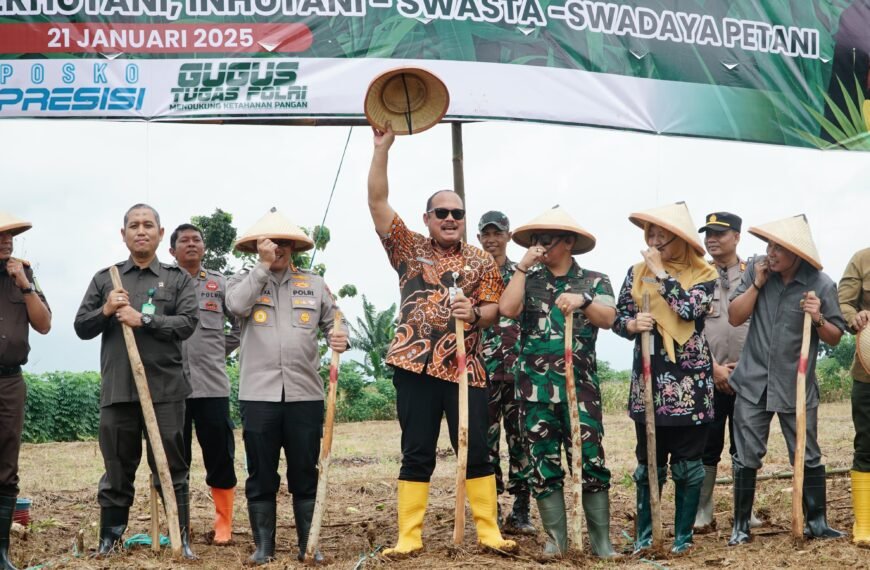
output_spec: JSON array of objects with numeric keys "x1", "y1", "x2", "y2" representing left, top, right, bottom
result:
[
  {"x1": 813, "y1": 314, "x2": 826, "y2": 328},
  {"x1": 655, "y1": 271, "x2": 669, "y2": 282},
  {"x1": 141, "y1": 314, "x2": 154, "y2": 328},
  {"x1": 580, "y1": 292, "x2": 594, "y2": 310},
  {"x1": 471, "y1": 306, "x2": 481, "y2": 325},
  {"x1": 19, "y1": 283, "x2": 35, "y2": 295}
]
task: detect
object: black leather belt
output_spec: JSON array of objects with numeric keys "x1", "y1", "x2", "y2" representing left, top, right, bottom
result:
[{"x1": 0, "y1": 365, "x2": 22, "y2": 377}]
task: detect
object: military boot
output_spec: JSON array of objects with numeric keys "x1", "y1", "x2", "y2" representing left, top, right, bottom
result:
[
  {"x1": 803, "y1": 465, "x2": 845, "y2": 539},
  {"x1": 294, "y1": 497, "x2": 323, "y2": 562},
  {"x1": 96, "y1": 506, "x2": 128, "y2": 557},
  {"x1": 0, "y1": 496, "x2": 19, "y2": 570},
  {"x1": 582, "y1": 490, "x2": 617, "y2": 558},
  {"x1": 671, "y1": 460, "x2": 705, "y2": 553},
  {"x1": 536, "y1": 488, "x2": 568, "y2": 558},
  {"x1": 247, "y1": 501, "x2": 276, "y2": 565},
  {"x1": 728, "y1": 465, "x2": 756, "y2": 546},
  {"x1": 503, "y1": 491, "x2": 536, "y2": 535}
]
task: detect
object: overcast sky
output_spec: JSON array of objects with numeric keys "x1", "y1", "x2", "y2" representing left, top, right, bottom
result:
[{"x1": 3, "y1": 119, "x2": 868, "y2": 374}]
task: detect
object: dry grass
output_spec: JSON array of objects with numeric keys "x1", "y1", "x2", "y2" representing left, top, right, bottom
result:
[{"x1": 10, "y1": 401, "x2": 868, "y2": 569}]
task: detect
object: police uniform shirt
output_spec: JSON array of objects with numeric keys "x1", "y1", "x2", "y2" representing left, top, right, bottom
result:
[
  {"x1": 181, "y1": 267, "x2": 240, "y2": 399},
  {"x1": 226, "y1": 263, "x2": 343, "y2": 403},
  {"x1": 74, "y1": 257, "x2": 199, "y2": 406},
  {"x1": 0, "y1": 261, "x2": 49, "y2": 368},
  {"x1": 705, "y1": 259, "x2": 750, "y2": 365}
]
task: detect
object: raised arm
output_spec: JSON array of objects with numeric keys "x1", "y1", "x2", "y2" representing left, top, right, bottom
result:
[
  {"x1": 729, "y1": 258, "x2": 767, "y2": 327},
  {"x1": 368, "y1": 123, "x2": 399, "y2": 237}
]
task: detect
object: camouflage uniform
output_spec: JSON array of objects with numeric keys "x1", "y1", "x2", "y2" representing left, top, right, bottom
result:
[
  {"x1": 516, "y1": 261, "x2": 615, "y2": 498},
  {"x1": 481, "y1": 258, "x2": 530, "y2": 496}
]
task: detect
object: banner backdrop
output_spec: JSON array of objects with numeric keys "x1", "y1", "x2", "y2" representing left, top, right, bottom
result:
[{"x1": 0, "y1": 1, "x2": 868, "y2": 149}]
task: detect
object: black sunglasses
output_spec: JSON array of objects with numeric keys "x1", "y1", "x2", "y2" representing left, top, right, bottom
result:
[
  {"x1": 530, "y1": 233, "x2": 568, "y2": 247},
  {"x1": 428, "y1": 208, "x2": 466, "y2": 220}
]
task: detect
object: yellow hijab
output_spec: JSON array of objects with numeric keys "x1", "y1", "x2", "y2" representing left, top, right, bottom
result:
[{"x1": 631, "y1": 226, "x2": 718, "y2": 363}]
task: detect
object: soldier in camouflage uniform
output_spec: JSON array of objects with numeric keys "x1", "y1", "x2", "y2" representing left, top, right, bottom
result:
[
  {"x1": 500, "y1": 207, "x2": 618, "y2": 559},
  {"x1": 477, "y1": 211, "x2": 535, "y2": 535}
]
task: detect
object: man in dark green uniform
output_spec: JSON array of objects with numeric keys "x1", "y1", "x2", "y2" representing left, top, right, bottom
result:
[
  {"x1": 0, "y1": 211, "x2": 51, "y2": 570},
  {"x1": 74, "y1": 204, "x2": 199, "y2": 559},
  {"x1": 477, "y1": 211, "x2": 534, "y2": 535},
  {"x1": 499, "y1": 206, "x2": 617, "y2": 559}
]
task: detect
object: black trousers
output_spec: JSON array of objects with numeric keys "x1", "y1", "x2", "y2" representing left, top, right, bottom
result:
[
  {"x1": 184, "y1": 397, "x2": 237, "y2": 490},
  {"x1": 702, "y1": 390, "x2": 736, "y2": 466},
  {"x1": 394, "y1": 367, "x2": 492, "y2": 482},
  {"x1": 98, "y1": 401, "x2": 188, "y2": 508},
  {"x1": 634, "y1": 422, "x2": 708, "y2": 466},
  {"x1": 0, "y1": 373, "x2": 25, "y2": 497},
  {"x1": 240, "y1": 400, "x2": 322, "y2": 503}
]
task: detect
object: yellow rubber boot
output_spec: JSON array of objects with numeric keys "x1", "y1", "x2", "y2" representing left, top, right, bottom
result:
[
  {"x1": 466, "y1": 475, "x2": 518, "y2": 552},
  {"x1": 852, "y1": 471, "x2": 870, "y2": 547},
  {"x1": 211, "y1": 487, "x2": 234, "y2": 545},
  {"x1": 382, "y1": 481, "x2": 429, "y2": 557}
]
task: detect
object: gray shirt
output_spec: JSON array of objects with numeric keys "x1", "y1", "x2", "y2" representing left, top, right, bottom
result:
[
  {"x1": 181, "y1": 267, "x2": 240, "y2": 399},
  {"x1": 705, "y1": 259, "x2": 750, "y2": 365},
  {"x1": 728, "y1": 260, "x2": 846, "y2": 413},
  {"x1": 226, "y1": 264, "x2": 344, "y2": 402}
]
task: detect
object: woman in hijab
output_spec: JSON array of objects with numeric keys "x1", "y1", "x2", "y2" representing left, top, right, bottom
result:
[{"x1": 613, "y1": 202, "x2": 718, "y2": 555}]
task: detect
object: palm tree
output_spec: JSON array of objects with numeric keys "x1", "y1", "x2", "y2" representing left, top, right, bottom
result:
[{"x1": 349, "y1": 296, "x2": 396, "y2": 380}]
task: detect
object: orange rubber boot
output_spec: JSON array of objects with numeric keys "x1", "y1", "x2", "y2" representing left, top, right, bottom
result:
[{"x1": 211, "y1": 487, "x2": 235, "y2": 545}]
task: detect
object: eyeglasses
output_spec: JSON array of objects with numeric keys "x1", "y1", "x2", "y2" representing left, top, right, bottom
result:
[
  {"x1": 718, "y1": 267, "x2": 730, "y2": 291},
  {"x1": 530, "y1": 233, "x2": 567, "y2": 247},
  {"x1": 428, "y1": 208, "x2": 466, "y2": 220}
]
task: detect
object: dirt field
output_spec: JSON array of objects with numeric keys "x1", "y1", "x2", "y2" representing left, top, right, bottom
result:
[{"x1": 9, "y1": 401, "x2": 868, "y2": 569}]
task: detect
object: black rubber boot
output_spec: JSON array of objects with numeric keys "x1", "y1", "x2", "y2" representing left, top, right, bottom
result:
[
  {"x1": 247, "y1": 501, "x2": 276, "y2": 565},
  {"x1": 727, "y1": 465, "x2": 757, "y2": 546},
  {"x1": 803, "y1": 464, "x2": 845, "y2": 539},
  {"x1": 0, "y1": 496, "x2": 19, "y2": 570},
  {"x1": 503, "y1": 491, "x2": 536, "y2": 535},
  {"x1": 96, "y1": 506, "x2": 129, "y2": 557},
  {"x1": 176, "y1": 485, "x2": 198, "y2": 560},
  {"x1": 294, "y1": 497, "x2": 323, "y2": 563}
]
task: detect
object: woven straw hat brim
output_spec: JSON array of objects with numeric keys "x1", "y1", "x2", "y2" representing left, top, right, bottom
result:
[
  {"x1": 364, "y1": 67, "x2": 449, "y2": 136},
  {"x1": 512, "y1": 224, "x2": 596, "y2": 254},
  {"x1": 0, "y1": 212, "x2": 32, "y2": 236},
  {"x1": 858, "y1": 328, "x2": 870, "y2": 375},
  {"x1": 748, "y1": 215, "x2": 822, "y2": 270},
  {"x1": 233, "y1": 209, "x2": 315, "y2": 254},
  {"x1": 234, "y1": 234, "x2": 315, "y2": 254},
  {"x1": 628, "y1": 204, "x2": 705, "y2": 256}
]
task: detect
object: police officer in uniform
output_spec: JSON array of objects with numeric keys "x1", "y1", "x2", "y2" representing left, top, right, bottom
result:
[
  {"x1": 500, "y1": 206, "x2": 618, "y2": 559},
  {"x1": 693, "y1": 212, "x2": 758, "y2": 531},
  {"x1": 0, "y1": 212, "x2": 51, "y2": 570},
  {"x1": 226, "y1": 208, "x2": 347, "y2": 565},
  {"x1": 74, "y1": 204, "x2": 199, "y2": 559},
  {"x1": 169, "y1": 223, "x2": 239, "y2": 545}
]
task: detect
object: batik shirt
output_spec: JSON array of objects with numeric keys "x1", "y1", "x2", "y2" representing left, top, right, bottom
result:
[
  {"x1": 481, "y1": 259, "x2": 521, "y2": 383},
  {"x1": 515, "y1": 261, "x2": 615, "y2": 403},
  {"x1": 380, "y1": 214, "x2": 504, "y2": 388}
]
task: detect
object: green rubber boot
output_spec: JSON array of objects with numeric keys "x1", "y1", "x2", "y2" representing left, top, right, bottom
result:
[
  {"x1": 633, "y1": 464, "x2": 667, "y2": 553},
  {"x1": 536, "y1": 488, "x2": 568, "y2": 558},
  {"x1": 671, "y1": 460, "x2": 705, "y2": 554},
  {"x1": 582, "y1": 491, "x2": 617, "y2": 558}
]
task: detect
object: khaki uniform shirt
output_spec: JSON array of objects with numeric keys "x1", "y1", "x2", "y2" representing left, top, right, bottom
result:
[
  {"x1": 0, "y1": 261, "x2": 50, "y2": 368},
  {"x1": 74, "y1": 257, "x2": 198, "y2": 407},
  {"x1": 705, "y1": 259, "x2": 750, "y2": 365},
  {"x1": 838, "y1": 248, "x2": 870, "y2": 382},
  {"x1": 227, "y1": 263, "x2": 343, "y2": 403},
  {"x1": 182, "y1": 267, "x2": 240, "y2": 399}
]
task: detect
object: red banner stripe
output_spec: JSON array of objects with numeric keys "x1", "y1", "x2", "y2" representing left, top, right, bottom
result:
[
  {"x1": 798, "y1": 355, "x2": 808, "y2": 375},
  {"x1": 0, "y1": 23, "x2": 312, "y2": 54}
]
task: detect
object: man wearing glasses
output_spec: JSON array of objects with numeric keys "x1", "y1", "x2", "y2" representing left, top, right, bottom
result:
[
  {"x1": 693, "y1": 212, "x2": 757, "y2": 532},
  {"x1": 367, "y1": 124, "x2": 516, "y2": 556}
]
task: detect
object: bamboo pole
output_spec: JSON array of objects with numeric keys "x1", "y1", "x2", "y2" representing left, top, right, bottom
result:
[
  {"x1": 792, "y1": 292, "x2": 814, "y2": 541},
  {"x1": 562, "y1": 311, "x2": 584, "y2": 550},
  {"x1": 109, "y1": 266, "x2": 181, "y2": 556},
  {"x1": 640, "y1": 293, "x2": 663, "y2": 550},
  {"x1": 451, "y1": 123, "x2": 467, "y2": 243},
  {"x1": 306, "y1": 311, "x2": 343, "y2": 561},
  {"x1": 150, "y1": 475, "x2": 160, "y2": 552},
  {"x1": 452, "y1": 276, "x2": 469, "y2": 545}
]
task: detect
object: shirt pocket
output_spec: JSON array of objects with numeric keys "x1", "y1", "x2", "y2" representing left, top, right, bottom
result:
[
  {"x1": 153, "y1": 288, "x2": 176, "y2": 315},
  {"x1": 199, "y1": 300, "x2": 224, "y2": 331},
  {"x1": 291, "y1": 290, "x2": 318, "y2": 329},
  {"x1": 707, "y1": 287, "x2": 721, "y2": 318},
  {"x1": 251, "y1": 296, "x2": 276, "y2": 328}
]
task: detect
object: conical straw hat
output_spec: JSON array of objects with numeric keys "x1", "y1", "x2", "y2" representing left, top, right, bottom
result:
[
  {"x1": 233, "y1": 207, "x2": 315, "y2": 253},
  {"x1": 748, "y1": 214, "x2": 822, "y2": 270},
  {"x1": 858, "y1": 328, "x2": 870, "y2": 375},
  {"x1": 512, "y1": 206, "x2": 596, "y2": 254},
  {"x1": 364, "y1": 67, "x2": 449, "y2": 136},
  {"x1": 628, "y1": 202, "x2": 705, "y2": 256},
  {"x1": 0, "y1": 211, "x2": 32, "y2": 236}
]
